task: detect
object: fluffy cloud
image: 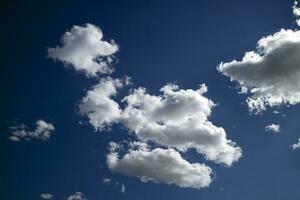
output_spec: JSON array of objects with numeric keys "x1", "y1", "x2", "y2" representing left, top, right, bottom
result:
[
  {"x1": 119, "y1": 84, "x2": 242, "y2": 166},
  {"x1": 9, "y1": 120, "x2": 55, "y2": 141},
  {"x1": 218, "y1": 27, "x2": 300, "y2": 113},
  {"x1": 40, "y1": 193, "x2": 53, "y2": 199},
  {"x1": 78, "y1": 77, "x2": 129, "y2": 131},
  {"x1": 67, "y1": 192, "x2": 86, "y2": 200},
  {"x1": 48, "y1": 23, "x2": 118, "y2": 77},
  {"x1": 107, "y1": 142, "x2": 213, "y2": 189},
  {"x1": 80, "y1": 81, "x2": 241, "y2": 166},
  {"x1": 265, "y1": 123, "x2": 280, "y2": 133},
  {"x1": 291, "y1": 139, "x2": 300, "y2": 149}
]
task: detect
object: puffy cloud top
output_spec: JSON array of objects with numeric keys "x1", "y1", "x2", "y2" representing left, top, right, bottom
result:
[{"x1": 48, "y1": 24, "x2": 118, "y2": 77}]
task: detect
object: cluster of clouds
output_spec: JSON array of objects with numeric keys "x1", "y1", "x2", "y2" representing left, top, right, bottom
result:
[
  {"x1": 9, "y1": 120, "x2": 54, "y2": 142},
  {"x1": 49, "y1": 23, "x2": 241, "y2": 189},
  {"x1": 39, "y1": 1, "x2": 300, "y2": 191}
]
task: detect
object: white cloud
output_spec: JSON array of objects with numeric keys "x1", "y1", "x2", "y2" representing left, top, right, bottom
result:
[
  {"x1": 291, "y1": 138, "x2": 300, "y2": 149},
  {"x1": 67, "y1": 192, "x2": 86, "y2": 200},
  {"x1": 78, "y1": 77, "x2": 128, "y2": 131},
  {"x1": 48, "y1": 23, "x2": 118, "y2": 77},
  {"x1": 40, "y1": 193, "x2": 53, "y2": 199},
  {"x1": 107, "y1": 142, "x2": 213, "y2": 189},
  {"x1": 265, "y1": 123, "x2": 280, "y2": 133},
  {"x1": 9, "y1": 120, "x2": 55, "y2": 141},
  {"x1": 293, "y1": 1, "x2": 300, "y2": 26},
  {"x1": 102, "y1": 178, "x2": 111, "y2": 184},
  {"x1": 81, "y1": 82, "x2": 241, "y2": 166},
  {"x1": 121, "y1": 183, "x2": 126, "y2": 193},
  {"x1": 120, "y1": 84, "x2": 241, "y2": 166},
  {"x1": 218, "y1": 5, "x2": 300, "y2": 113}
]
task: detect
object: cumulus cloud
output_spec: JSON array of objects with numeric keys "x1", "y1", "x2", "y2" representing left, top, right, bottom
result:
[
  {"x1": 291, "y1": 139, "x2": 300, "y2": 149},
  {"x1": 218, "y1": 4, "x2": 300, "y2": 113},
  {"x1": 48, "y1": 23, "x2": 118, "y2": 77},
  {"x1": 9, "y1": 120, "x2": 55, "y2": 141},
  {"x1": 78, "y1": 77, "x2": 129, "y2": 131},
  {"x1": 218, "y1": 29, "x2": 300, "y2": 113},
  {"x1": 265, "y1": 123, "x2": 280, "y2": 133},
  {"x1": 107, "y1": 142, "x2": 213, "y2": 189},
  {"x1": 81, "y1": 82, "x2": 241, "y2": 165},
  {"x1": 119, "y1": 84, "x2": 242, "y2": 166},
  {"x1": 67, "y1": 192, "x2": 86, "y2": 200},
  {"x1": 40, "y1": 193, "x2": 53, "y2": 199}
]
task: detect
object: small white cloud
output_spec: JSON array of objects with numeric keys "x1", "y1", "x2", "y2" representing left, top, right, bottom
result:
[
  {"x1": 102, "y1": 178, "x2": 111, "y2": 184},
  {"x1": 265, "y1": 124, "x2": 280, "y2": 133},
  {"x1": 121, "y1": 183, "x2": 126, "y2": 193},
  {"x1": 48, "y1": 23, "x2": 118, "y2": 77},
  {"x1": 67, "y1": 192, "x2": 86, "y2": 200},
  {"x1": 40, "y1": 193, "x2": 53, "y2": 199},
  {"x1": 107, "y1": 142, "x2": 213, "y2": 189},
  {"x1": 9, "y1": 120, "x2": 55, "y2": 141},
  {"x1": 293, "y1": 1, "x2": 300, "y2": 26},
  {"x1": 291, "y1": 138, "x2": 300, "y2": 149}
]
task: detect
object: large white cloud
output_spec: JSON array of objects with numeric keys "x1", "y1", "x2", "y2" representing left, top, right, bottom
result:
[
  {"x1": 48, "y1": 23, "x2": 118, "y2": 77},
  {"x1": 120, "y1": 84, "x2": 242, "y2": 166},
  {"x1": 80, "y1": 81, "x2": 241, "y2": 166},
  {"x1": 218, "y1": 3, "x2": 300, "y2": 113},
  {"x1": 9, "y1": 120, "x2": 55, "y2": 142},
  {"x1": 107, "y1": 142, "x2": 213, "y2": 189}
]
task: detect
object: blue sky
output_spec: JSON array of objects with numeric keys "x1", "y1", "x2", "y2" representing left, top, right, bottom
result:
[{"x1": 2, "y1": 0, "x2": 300, "y2": 199}]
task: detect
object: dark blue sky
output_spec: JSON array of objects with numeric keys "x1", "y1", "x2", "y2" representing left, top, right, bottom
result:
[{"x1": 2, "y1": 0, "x2": 300, "y2": 199}]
